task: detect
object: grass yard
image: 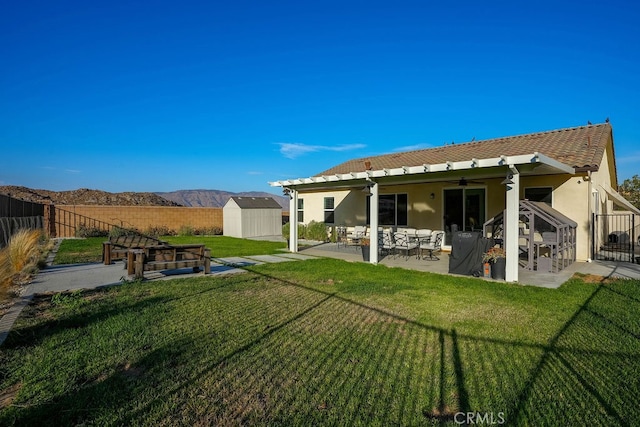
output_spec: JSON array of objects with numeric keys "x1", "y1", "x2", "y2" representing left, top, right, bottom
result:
[
  {"x1": 51, "y1": 237, "x2": 105, "y2": 265},
  {"x1": 52, "y1": 235, "x2": 287, "y2": 265},
  {"x1": 1, "y1": 256, "x2": 638, "y2": 426}
]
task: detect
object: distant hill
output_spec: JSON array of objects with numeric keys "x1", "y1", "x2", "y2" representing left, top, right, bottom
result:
[
  {"x1": 0, "y1": 186, "x2": 289, "y2": 210},
  {"x1": 156, "y1": 189, "x2": 289, "y2": 210},
  {"x1": 0, "y1": 186, "x2": 181, "y2": 206}
]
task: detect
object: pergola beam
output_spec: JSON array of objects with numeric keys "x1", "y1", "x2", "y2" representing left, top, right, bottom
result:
[{"x1": 269, "y1": 153, "x2": 574, "y2": 188}]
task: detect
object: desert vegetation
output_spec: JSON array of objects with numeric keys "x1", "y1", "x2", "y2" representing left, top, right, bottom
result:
[
  {"x1": 74, "y1": 223, "x2": 224, "y2": 239},
  {"x1": 0, "y1": 229, "x2": 47, "y2": 301}
]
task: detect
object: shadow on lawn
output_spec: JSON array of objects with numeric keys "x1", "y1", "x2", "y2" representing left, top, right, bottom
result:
[
  {"x1": 503, "y1": 278, "x2": 640, "y2": 426},
  {"x1": 3, "y1": 270, "x2": 639, "y2": 425},
  {"x1": 221, "y1": 267, "x2": 640, "y2": 426},
  {"x1": 1, "y1": 281, "x2": 233, "y2": 351}
]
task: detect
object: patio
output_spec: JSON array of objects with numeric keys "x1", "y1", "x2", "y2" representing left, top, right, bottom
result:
[{"x1": 298, "y1": 241, "x2": 640, "y2": 288}]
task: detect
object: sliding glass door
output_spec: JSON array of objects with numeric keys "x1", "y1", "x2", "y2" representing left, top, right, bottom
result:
[{"x1": 443, "y1": 188, "x2": 486, "y2": 245}]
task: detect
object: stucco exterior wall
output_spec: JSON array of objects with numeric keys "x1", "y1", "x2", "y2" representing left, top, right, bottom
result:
[
  {"x1": 297, "y1": 180, "x2": 508, "y2": 232},
  {"x1": 523, "y1": 174, "x2": 589, "y2": 260},
  {"x1": 298, "y1": 189, "x2": 370, "y2": 225},
  {"x1": 294, "y1": 172, "x2": 595, "y2": 260},
  {"x1": 591, "y1": 138, "x2": 617, "y2": 214}
]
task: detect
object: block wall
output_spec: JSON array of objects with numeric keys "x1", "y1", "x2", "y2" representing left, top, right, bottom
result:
[{"x1": 53, "y1": 205, "x2": 223, "y2": 237}]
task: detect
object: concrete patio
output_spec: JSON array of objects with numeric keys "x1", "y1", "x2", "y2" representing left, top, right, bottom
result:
[{"x1": 299, "y1": 241, "x2": 640, "y2": 288}]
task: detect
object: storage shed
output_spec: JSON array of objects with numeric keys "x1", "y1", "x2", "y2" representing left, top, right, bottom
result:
[{"x1": 223, "y1": 197, "x2": 282, "y2": 238}]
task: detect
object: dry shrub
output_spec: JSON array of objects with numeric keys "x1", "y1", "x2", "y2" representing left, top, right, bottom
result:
[
  {"x1": 0, "y1": 251, "x2": 11, "y2": 299},
  {"x1": 0, "y1": 229, "x2": 43, "y2": 299}
]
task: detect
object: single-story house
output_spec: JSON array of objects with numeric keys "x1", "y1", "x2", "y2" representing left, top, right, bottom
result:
[
  {"x1": 270, "y1": 123, "x2": 640, "y2": 282},
  {"x1": 223, "y1": 196, "x2": 282, "y2": 238}
]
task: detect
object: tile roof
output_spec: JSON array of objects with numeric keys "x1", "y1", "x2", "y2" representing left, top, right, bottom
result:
[{"x1": 318, "y1": 123, "x2": 612, "y2": 176}]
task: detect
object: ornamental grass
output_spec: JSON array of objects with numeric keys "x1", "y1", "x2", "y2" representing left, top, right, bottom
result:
[{"x1": 0, "y1": 229, "x2": 43, "y2": 300}]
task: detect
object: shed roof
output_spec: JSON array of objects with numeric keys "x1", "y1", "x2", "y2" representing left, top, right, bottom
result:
[
  {"x1": 319, "y1": 123, "x2": 612, "y2": 176},
  {"x1": 228, "y1": 196, "x2": 282, "y2": 209}
]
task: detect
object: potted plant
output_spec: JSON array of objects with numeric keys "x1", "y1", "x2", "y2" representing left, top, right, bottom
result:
[
  {"x1": 360, "y1": 237, "x2": 371, "y2": 262},
  {"x1": 483, "y1": 247, "x2": 506, "y2": 280}
]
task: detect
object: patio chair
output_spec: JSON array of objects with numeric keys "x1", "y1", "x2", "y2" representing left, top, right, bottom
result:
[
  {"x1": 347, "y1": 225, "x2": 367, "y2": 247},
  {"x1": 378, "y1": 229, "x2": 396, "y2": 258},
  {"x1": 336, "y1": 226, "x2": 348, "y2": 248},
  {"x1": 393, "y1": 231, "x2": 418, "y2": 259},
  {"x1": 416, "y1": 229, "x2": 432, "y2": 242},
  {"x1": 399, "y1": 227, "x2": 417, "y2": 236},
  {"x1": 420, "y1": 230, "x2": 444, "y2": 260}
]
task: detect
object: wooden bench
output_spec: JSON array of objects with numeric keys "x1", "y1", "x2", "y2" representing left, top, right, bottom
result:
[
  {"x1": 127, "y1": 244, "x2": 211, "y2": 279},
  {"x1": 103, "y1": 234, "x2": 168, "y2": 265}
]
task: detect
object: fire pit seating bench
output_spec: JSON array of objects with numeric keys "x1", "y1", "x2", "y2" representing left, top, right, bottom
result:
[
  {"x1": 103, "y1": 234, "x2": 168, "y2": 265},
  {"x1": 127, "y1": 244, "x2": 211, "y2": 279}
]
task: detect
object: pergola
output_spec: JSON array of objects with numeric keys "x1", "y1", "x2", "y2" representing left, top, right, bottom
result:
[{"x1": 271, "y1": 152, "x2": 575, "y2": 283}]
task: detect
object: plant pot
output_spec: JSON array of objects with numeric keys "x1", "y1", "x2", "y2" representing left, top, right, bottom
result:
[
  {"x1": 361, "y1": 245, "x2": 370, "y2": 262},
  {"x1": 491, "y1": 258, "x2": 506, "y2": 280}
]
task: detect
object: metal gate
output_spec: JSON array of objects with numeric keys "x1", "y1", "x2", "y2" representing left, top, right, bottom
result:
[{"x1": 592, "y1": 213, "x2": 636, "y2": 262}]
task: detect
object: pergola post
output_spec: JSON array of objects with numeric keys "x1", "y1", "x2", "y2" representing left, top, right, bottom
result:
[
  {"x1": 369, "y1": 181, "x2": 379, "y2": 264},
  {"x1": 505, "y1": 168, "x2": 520, "y2": 282},
  {"x1": 289, "y1": 189, "x2": 298, "y2": 253}
]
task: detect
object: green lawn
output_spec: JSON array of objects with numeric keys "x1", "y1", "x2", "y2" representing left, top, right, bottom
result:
[
  {"x1": 51, "y1": 237, "x2": 105, "y2": 265},
  {"x1": 53, "y1": 235, "x2": 287, "y2": 265},
  {"x1": 1, "y1": 257, "x2": 638, "y2": 425}
]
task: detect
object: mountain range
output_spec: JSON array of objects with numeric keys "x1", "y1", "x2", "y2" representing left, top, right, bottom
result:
[
  {"x1": 0, "y1": 186, "x2": 289, "y2": 209},
  {"x1": 155, "y1": 189, "x2": 289, "y2": 209}
]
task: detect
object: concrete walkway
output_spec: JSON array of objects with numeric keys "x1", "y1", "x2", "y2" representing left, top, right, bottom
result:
[{"x1": 300, "y1": 242, "x2": 640, "y2": 288}]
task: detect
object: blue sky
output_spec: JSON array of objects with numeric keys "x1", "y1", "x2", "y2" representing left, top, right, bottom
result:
[{"x1": 1, "y1": 1, "x2": 639, "y2": 195}]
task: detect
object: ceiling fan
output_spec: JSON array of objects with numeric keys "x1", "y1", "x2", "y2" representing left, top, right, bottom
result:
[{"x1": 447, "y1": 177, "x2": 483, "y2": 187}]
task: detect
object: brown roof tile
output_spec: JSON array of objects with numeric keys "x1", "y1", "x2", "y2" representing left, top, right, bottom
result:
[{"x1": 318, "y1": 123, "x2": 612, "y2": 176}]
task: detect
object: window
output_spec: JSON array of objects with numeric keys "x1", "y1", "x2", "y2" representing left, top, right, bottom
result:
[
  {"x1": 366, "y1": 194, "x2": 408, "y2": 226},
  {"x1": 324, "y1": 197, "x2": 335, "y2": 224},
  {"x1": 525, "y1": 187, "x2": 552, "y2": 206},
  {"x1": 297, "y1": 198, "x2": 304, "y2": 222}
]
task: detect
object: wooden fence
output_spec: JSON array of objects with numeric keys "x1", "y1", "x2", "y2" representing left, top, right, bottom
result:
[{"x1": 0, "y1": 194, "x2": 45, "y2": 248}]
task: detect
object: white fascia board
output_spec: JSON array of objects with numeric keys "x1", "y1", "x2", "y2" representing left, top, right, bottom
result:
[
  {"x1": 269, "y1": 152, "x2": 575, "y2": 188},
  {"x1": 533, "y1": 152, "x2": 575, "y2": 174},
  {"x1": 499, "y1": 153, "x2": 574, "y2": 174}
]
